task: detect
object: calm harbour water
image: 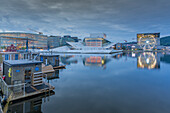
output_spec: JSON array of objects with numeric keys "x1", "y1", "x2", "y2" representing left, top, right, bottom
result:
[{"x1": 8, "y1": 52, "x2": 170, "y2": 113}]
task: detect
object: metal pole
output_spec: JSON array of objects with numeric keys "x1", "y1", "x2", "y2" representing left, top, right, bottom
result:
[
  {"x1": 24, "y1": 84, "x2": 25, "y2": 96},
  {"x1": 6, "y1": 86, "x2": 8, "y2": 97},
  {"x1": 26, "y1": 38, "x2": 28, "y2": 52},
  {"x1": 23, "y1": 102, "x2": 25, "y2": 113},
  {"x1": 46, "y1": 59, "x2": 47, "y2": 65},
  {"x1": 10, "y1": 54, "x2": 11, "y2": 60}
]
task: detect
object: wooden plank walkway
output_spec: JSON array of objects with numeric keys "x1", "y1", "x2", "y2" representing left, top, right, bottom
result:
[{"x1": 10, "y1": 83, "x2": 54, "y2": 102}]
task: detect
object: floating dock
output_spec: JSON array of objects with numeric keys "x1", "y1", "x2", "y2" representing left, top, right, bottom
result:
[{"x1": 0, "y1": 59, "x2": 55, "y2": 102}]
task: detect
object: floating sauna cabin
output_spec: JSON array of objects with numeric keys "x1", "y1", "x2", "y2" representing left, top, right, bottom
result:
[
  {"x1": 3, "y1": 60, "x2": 42, "y2": 86},
  {"x1": 2, "y1": 59, "x2": 55, "y2": 101},
  {"x1": 40, "y1": 54, "x2": 59, "y2": 66}
]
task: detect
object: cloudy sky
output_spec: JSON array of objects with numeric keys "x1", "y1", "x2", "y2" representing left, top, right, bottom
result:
[{"x1": 0, "y1": 0, "x2": 170, "y2": 42}]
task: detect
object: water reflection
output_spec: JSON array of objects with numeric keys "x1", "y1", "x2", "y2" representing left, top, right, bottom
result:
[
  {"x1": 59, "y1": 54, "x2": 122, "y2": 68},
  {"x1": 137, "y1": 52, "x2": 160, "y2": 69},
  {"x1": 160, "y1": 52, "x2": 170, "y2": 64},
  {"x1": 112, "y1": 53, "x2": 123, "y2": 59},
  {"x1": 3, "y1": 52, "x2": 170, "y2": 113},
  {"x1": 57, "y1": 52, "x2": 170, "y2": 70},
  {"x1": 60, "y1": 55, "x2": 78, "y2": 65},
  {"x1": 45, "y1": 70, "x2": 59, "y2": 81},
  {"x1": 8, "y1": 92, "x2": 54, "y2": 113},
  {"x1": 83, "y1": 56, "x2": 109, "y2": 67},
  {"x1": 122, "y1": 52, "x2": 170, "y2": 69}
]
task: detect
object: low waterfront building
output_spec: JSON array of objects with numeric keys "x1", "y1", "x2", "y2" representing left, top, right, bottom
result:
[
  {"x1": 50, "y1": 36, "x2": 121, "y2": 54},
  {"x1": 47, "y1": 36, "x2": 61, "y2": 49},
  {"x1": 47, "y1": 35, "x2": 78, "y2": 49},
  {"x1": 83, "y1": 37, "x2": 111, "y2": 47},
  {"x1": 121, "y1": 42, "x2": 138, "y2": 50},
  {"x1": 0, "y1": 32, "x2": 48, "y2": 49},
  {"x1": 115, "y1": 43, "x2": 122, "y2": 50},
  {"x1": 0, "y1": 36, "x2": 35, "y2": 50}
]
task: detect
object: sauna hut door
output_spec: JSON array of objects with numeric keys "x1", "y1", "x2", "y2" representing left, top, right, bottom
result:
[{"x1": 25, "y1": 68, "x2": 32, "y2": 84}]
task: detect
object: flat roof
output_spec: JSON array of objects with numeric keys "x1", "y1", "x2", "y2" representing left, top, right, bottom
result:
[
  {"x1": 0, "y1": 32, "x2": 48, "y2": 36},
  {"x1": 40, "y1": 54, "x2": 59, "y2": 57},
  {"x1": 137, "y1": 33, "x2": 160, "y2": 35},
  {"x1": 0, "y1": 36, "x2": 36, "y2": 41},
  {"x1": 4, "y1": 60, "x2": 42, "y2": 66}
]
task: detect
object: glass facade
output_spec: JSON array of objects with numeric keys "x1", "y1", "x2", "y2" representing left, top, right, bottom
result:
[
  {"x1": 47, "y1": 35, "x2": 78, "y2": 49},
  {"x1": 47, "y1": 36, "x2": 61, "y2": 49},
  {"x1": 83, "y1": 38, "x2": 111, "y2": 47},
  {"x1": 0, "y1": 36, "x2": 27, "y2": 50},
  {"x1": 137, "y1": 33, "x2": 160, "y2": 46},
  {"x1": 61, "y1": 35, "x2": 78, "y2": 46},
  {"x1": 0, "y1": 32, "x2": 48, "y2": 49}
]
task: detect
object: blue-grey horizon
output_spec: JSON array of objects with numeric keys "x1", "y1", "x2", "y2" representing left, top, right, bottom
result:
[{"x1": 0, "y1": 0, "x2": 170, "y2": 42}]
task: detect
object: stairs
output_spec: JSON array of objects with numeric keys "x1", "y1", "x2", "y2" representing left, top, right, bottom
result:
[{"x1": 32, "y1": 72, "x2": 43, "y2": 86}]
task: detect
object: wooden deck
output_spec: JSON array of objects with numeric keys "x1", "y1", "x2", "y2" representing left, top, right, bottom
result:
[{"x1": 10, "y1": 82, "x2": 54, "y2": 102}]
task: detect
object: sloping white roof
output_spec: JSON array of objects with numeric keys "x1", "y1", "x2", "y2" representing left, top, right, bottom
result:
[
  {"x1": 103, "y1": 43, "x2": 115, "y2": 48},
  {"x1": 67, "y1": 41, "x2": 115, "y2": 49},
  {"x1": 50, "y1": 46, "x2": 70, "y2": 51},
  {"x1": 66, "y1": 42, "x2": 84, "y2": 48}
]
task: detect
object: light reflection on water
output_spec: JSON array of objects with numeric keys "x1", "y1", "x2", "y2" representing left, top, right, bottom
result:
[{"x1": 7, "y1": 52, "x2": 170, "y2": 113}]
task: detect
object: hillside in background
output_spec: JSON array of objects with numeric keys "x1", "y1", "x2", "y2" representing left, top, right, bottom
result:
[{"x1": 160, "y1": 36, "x2": 170, "y2": 46}]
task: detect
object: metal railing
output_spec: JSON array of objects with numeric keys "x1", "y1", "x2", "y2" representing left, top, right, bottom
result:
[
  {"x1": 0, "y1": 74, "x2": 53, "y2": 102},
  {"x1": 0, "y1": 76, "x2": 26, "y2": 99},
  {"x1": 0, "y1": 77, "x2": 9, "y2": 97}
]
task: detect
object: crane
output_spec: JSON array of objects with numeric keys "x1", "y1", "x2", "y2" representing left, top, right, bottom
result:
[{"x1": 28, "y1": 28, "x2": 43, "y2": 35}]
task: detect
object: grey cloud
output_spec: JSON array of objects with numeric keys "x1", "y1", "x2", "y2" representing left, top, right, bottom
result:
[{"x1": 0, "y1": 0, "x2": 170, "y2": 41}]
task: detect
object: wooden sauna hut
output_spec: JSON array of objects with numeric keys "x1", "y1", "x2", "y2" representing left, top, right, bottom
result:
[{"x1": 2, "y1": 59, "x2": 54, "y2": 101}]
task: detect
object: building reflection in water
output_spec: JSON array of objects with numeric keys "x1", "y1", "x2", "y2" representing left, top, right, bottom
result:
[
  {"x1": 137, "y1": 52, "x2": 160, "y2": 69},
  {"x1": 112, "y1": 53, "x2": 123, "y2": 59},
  {"x1": 83, "y1": 56, "x2": 109, "y2": 67},
  {"x1": 59, "y1": 54, "x2": 124, "y2": 69},
  {"x1": 7, "y1": 92, "x2": 55, "y2": 113},
  {"x1": 60, "y1": 55, "x2": 78, "y2": 65}
]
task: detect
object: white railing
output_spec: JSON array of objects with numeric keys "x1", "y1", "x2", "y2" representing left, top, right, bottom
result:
[{"x1": 0, "y1": 76, "x2": 26, "y2": 99}]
